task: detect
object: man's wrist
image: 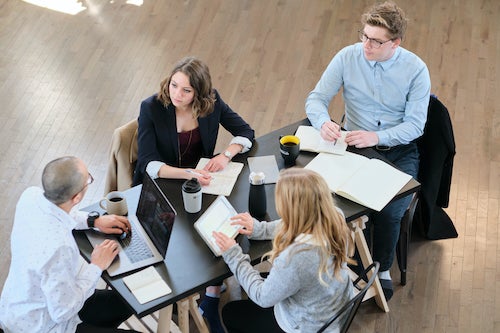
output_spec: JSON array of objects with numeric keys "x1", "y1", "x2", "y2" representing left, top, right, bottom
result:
[{"x1": 87, "y1": 211, "x2": 100, "y2": 228}]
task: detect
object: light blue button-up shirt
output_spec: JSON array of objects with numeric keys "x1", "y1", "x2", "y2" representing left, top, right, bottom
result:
[{"x1": 306, "y1": 43, "x2": 431, "y2": 146}]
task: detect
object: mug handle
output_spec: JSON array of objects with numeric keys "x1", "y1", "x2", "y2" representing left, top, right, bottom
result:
[{"x1": 99, "y1": 198, "x2": 107, "y2": 210}]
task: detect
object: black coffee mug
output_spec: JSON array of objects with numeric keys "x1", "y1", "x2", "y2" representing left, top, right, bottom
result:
[{"x1": 279, "y1": 135, "x2": 300, "y2": 166}]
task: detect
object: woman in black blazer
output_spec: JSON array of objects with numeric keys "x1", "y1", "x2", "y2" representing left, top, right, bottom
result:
[
  {"x1": 133, "y1": 56, "x2": 255, "y2": 187},
  {"x1": 134, "y1": 57, "x2": 254, "y2": 333}
]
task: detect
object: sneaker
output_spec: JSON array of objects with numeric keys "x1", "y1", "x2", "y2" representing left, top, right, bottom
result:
[{"x1": 199, "y1": 295, "x2": 225, "y2": 333}]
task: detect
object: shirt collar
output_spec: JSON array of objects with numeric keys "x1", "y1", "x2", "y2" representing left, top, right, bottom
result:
[
  {"x1": 33, "y1": 187, "x2": 78, "y2": 230},
  {"x1": 367, "y1": 47, "x2": 401, "y2": 71}
]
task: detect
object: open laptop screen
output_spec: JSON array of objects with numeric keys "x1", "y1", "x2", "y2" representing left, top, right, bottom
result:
[{"x1": 136, "y1": 173, "x2": 176, "y2": 258}]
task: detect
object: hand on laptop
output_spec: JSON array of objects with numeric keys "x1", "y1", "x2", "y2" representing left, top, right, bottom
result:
[
  {"x1": 94, "y1": 215, "x2": 131, "y2": 235},
  {"x1": 91, "y1": 239, "x2": 120, "y2": 270}
]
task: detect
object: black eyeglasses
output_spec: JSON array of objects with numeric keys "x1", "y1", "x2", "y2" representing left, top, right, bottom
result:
[
  {"x1": 77, "y1": 172, "x2": 94, "y2": 194},
  {"x1": 358, "y1": 30, "x2": 393, "y2": 48}
]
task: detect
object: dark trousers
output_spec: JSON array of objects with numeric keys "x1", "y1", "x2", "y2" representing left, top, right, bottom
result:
[
  {"x1": 76, "y1": 289, "x2": 140, "y2": 333},
  {"x1": 222, "y1": 300, "x2": 285, "y2": 333},
  {"x1": 368, "y1": 143, "x2": 419, "y2": 271}
]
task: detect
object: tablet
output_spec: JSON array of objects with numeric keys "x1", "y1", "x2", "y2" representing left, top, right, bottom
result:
[{"x1": 194, "y1": 196, "x2": 240, "y2": 256}]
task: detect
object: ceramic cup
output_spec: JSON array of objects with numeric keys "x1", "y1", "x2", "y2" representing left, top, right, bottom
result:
[
  {"x1": 99, "y1": 191, "x2": 128, "y2": 216},
  {"x1": 279, "y1": 135, "x2": 300, "y2": 166}
]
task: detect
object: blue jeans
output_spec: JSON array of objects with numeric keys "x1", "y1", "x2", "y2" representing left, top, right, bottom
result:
[{"x1": 368, "y1": 143, "x2": 419, "y2": 272}]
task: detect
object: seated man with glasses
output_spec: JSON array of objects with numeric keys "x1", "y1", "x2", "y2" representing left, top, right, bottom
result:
[
  {"x1": 0, "y1": 156, "x2": 139, "y2": 333},
  {"x1": 305, "y1": 1, "x2": 431, "y2": 300}
]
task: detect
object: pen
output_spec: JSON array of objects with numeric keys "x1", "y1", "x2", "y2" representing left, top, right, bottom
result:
[
  {"x1": 186, "y1": 169, "x2": 214, "y2": 179},
  {"x1": 186, "y1": 169, "x2": 205, "y2": 177},
  {"x1": 334, "y1": 114, "x2": 346, "y2": 146}
]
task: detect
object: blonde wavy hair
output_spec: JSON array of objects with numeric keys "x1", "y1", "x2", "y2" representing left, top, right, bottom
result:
[
  {"x1": 361, "y1": 1, "x2": 408, "y2": 40},
  {"x1": 265, "y1": 168, "x2": 354, "y2": 283},
  {"x1": 157, "y1": 57, "x2": 216, "y2": 118}
]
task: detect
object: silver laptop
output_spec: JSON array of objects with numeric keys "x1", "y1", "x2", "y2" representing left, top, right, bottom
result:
[{"x1": 85, "y1": 173, "x2": 176, "y2": 277}]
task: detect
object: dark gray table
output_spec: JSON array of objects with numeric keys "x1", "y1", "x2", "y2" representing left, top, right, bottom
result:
[{"x1": 74, "y1": 118, "x2": 419, "y2": 318}]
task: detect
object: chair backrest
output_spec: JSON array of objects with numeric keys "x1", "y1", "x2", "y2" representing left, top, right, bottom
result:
[
  {"x1": 103, "y1": 119, "x2": 139, "y2": 194},
  {"x1": 317, "y1": 261, "x2": 380, "y2": 333}
]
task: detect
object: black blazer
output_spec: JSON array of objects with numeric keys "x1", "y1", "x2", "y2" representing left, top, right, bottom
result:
[
  {"x1": 416, "y1": 95, "x2": 458, "y2": 239},
  {"x1": 133, "y1": 90, "x2": 255, "y2": 185}
]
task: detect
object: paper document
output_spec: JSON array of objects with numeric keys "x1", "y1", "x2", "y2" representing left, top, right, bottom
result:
[
  {"x1": 247, "y1": 155, "x2": 280, "y2": 184},
  {"x1": 122, "y1": 266, "x2": 172, "y2": 304},
  {"x1": 305, "y1": 152, "x2": 412, "y2": 211},
  {"x1": 295, "y1": 125, "x2": 348, "y2": 155},
  {"x1": 194, "y1": 196, "x2": 240, "y2": 256},
  {"x1": 195, "y1": 158, "x2": 244, "y2": 196}
]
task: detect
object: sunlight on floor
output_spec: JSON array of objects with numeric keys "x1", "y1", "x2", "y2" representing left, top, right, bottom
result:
[
  {"x1": 22, "y1": 0, "x2": 144, "y2": 15},
  {"x1": 22, "y1": 0, "x2": 87, "y2": 15}
]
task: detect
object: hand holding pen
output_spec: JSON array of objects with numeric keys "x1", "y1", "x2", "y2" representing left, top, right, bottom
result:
[
  {"x1": 333, "y1": 114, "x2": 346, "y2": 146},
  {"x1": 320, "y1": 121, "x2": 342, "y2": 143},
  {"x1": 185, "y1": 169, "x2": 212, "y2": 186}
]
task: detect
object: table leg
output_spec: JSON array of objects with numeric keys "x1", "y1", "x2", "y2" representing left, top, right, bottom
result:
[
  {"x1": 350, "y1": 216, "x2": 390, "y2": 313},
  {"x1": 157, "y1": 304, "x2": 173, "y2": 333},
  {"x1": 157, "y1": 294, "x2": 209, "y2": 333},
  {"x1": 187, "y1": 294, "x2": 210, "y2": 333}
]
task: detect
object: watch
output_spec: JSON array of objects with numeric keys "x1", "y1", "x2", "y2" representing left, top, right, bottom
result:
[
  {"x1": 87, "y1": 211, "x2": 100, "y2": 228},
  {"x1": 223, "y1": 150, "x2": 232, "y2": 159}
]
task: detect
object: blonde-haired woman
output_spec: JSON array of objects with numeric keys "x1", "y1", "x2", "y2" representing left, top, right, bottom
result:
[{"x1": 214, "y1": 168, "x2": 355, "y2": 332}]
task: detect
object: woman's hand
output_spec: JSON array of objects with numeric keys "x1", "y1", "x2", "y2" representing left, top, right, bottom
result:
[
  {"x1": 230, "y1": 212, "x2": 254, "y2": 236},
  {"x1": 213, "y1": 231, "x2": 237, "y2": 253},
  {"x1": 186, "y1": 168, "x2": 212, "y2": 186},
  {"x1": 204, "y1": 154, "x2": 229, "y2": 172}
]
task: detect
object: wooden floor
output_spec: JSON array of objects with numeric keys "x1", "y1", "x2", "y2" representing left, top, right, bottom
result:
[{"x1": 1, "y1": 0, "x2": 499, "y2": 332}]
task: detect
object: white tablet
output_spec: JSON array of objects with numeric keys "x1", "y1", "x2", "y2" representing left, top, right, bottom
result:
[{"x1": 194, "y1": 196, "x2": 240, "y2": 256}]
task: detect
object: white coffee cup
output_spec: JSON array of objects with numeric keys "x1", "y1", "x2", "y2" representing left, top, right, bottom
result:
[
  {"x1": 99, "y1": 191, "x2": 128, "y2": 216},
  {"x1": 182, "y1": 178, "x2": 202, "y2": 213}
]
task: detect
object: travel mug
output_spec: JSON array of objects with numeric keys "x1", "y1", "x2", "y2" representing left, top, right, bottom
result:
[
  {"x1": 182, "y1": 178, "x2": 202, "y2": 213},
  {"x1": 248, "y1": 172, "x2": 267, "y2": 219}
]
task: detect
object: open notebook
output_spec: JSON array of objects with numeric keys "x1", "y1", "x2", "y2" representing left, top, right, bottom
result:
[
  {"x1": 295, "y1": 125, "x2": 348, "y2": 155},
  {"x1": 195, "y1": 158, "x2": 244, "y2": 196},
  {"x1": 305, "y1": 152, "x2": 412, "y2": 211}
]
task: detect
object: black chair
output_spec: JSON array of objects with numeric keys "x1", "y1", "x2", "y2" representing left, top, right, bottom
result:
[
  {"x1": 396, "y1": 94, "x2": 457, "y2": 285},
  {"x1": 396, "y1": 194, "x2": 419, "y2": 285},
  {"x1": 317, "y1": 261, "x2": 380, "y2": 333}
]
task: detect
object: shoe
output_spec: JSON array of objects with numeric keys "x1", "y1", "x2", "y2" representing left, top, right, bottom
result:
[
  {"x1": 199, "y1": 295, "x2": 225, "y2": 333},
  {"x1": 379, "y1": 278, "x2": 394, "y2": 301}
]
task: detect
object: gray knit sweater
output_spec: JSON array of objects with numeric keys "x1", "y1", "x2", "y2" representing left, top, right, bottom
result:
[{"x1": 222, "y1": 219, "x2": 353, "y2": 333}]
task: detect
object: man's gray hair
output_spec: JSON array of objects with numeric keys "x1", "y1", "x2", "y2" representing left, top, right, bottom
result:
[{"x1": 42, "y1": 156, "x2": 86, "y2": 205}]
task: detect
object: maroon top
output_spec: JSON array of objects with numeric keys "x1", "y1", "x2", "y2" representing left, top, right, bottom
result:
[{"x1": 178, "y1": 127, "x2": 202, "y2": 168}]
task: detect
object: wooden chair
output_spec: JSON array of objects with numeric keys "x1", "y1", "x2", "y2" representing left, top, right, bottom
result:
[{"x1": 317, "y1": 261, "x2": 380, "y2": 333}]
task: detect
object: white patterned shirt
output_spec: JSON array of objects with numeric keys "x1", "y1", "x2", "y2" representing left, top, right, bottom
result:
[{"x1": 0, "y1": 187, "x2": 102, "y2": 333}]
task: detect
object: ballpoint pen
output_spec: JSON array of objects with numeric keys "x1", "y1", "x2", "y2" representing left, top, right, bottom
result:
[
  {"x1": 334, "y1": 114, "x2": 346, "y2": 146},
  {"x1": 186, "y1": 169, "x2": 215, "y2": 179},
  {"x1": 186, "y1": 169, "x2": 205, "y2": 177}
]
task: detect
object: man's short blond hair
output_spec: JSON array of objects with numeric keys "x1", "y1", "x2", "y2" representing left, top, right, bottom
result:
[{"x1": 361, "y1": 1, "x2": 408, "y2": 40}]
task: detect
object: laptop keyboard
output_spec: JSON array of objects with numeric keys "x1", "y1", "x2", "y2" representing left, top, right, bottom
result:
[{"x1": 119, "y1": 228, "x2": 154, "y2": 263}]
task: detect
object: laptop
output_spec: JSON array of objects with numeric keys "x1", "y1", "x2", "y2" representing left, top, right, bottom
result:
[{"x1": 85, "y1": 172, "x2": 177, "y2": 277}]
